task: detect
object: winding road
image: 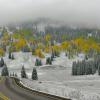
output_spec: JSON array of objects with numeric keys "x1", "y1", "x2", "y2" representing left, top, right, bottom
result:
[{"x1": 0, "y1": 77, "x2": 70, "y2": 100}]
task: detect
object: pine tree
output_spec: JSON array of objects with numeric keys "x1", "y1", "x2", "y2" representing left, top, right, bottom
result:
[
  {"x1": 51, "y1": 51, "x2": 55, "y2": 58},
  {"x1": 54, "y1": 51, "x2": 59, "y2": 57},
  {"x1": 46, "y1": 57, "x2": 52, "y2": 65},
  {"x1": 39, "y1": 60, "x2": 42, "y2": 66},
  {"x1": 32, "y1": 68, "x2": 38, "y2": 80},
  {"x1": 21, "y1": 66, "x2": 27, "y2": 78},
  {"x1": 35, "y1": 59, "x2": 39, "y2": 66},
  {"x1": 85, "y1": 55, "x2": 88, "y2": 60},
  {"x1": 22, "y1": 45, "x2": 30, "y2": 52},
  {"x1": 72, "y1": 61, "x2": 77, "y2": 75},
  {"x1": 0, "y1": 58, "x2": 4, "y2": 67},
  {"x1": 77, "y1": 61, "x2": 81, "y2": 75},
  {"x1": 98, "y1": 63, "x2": 100, "y2": 75},
  {"x1": 1, "y1": 64, "x2": 9, "y2": 76},
  {"x1": 9, "y1": 51, "x2": 12, "y2": 59},
  {"x1": 11, "y1": 54, "x2": 14, "y2": 60},
  {"x1": 91, "y1": 61, "x2": 96, "y2": 74},
  {"x1": 35, "y1": 59, "x2": 42, "y2": 66},
  {"x1": 72, "y1": 59, "x2": 98, "y2": 76},
  {"x1": 65, "y1": 52, "x2": 67, "y2": 56},
  {"x1": 51, "y1": 56, "x2": 53, "y2": 62}
]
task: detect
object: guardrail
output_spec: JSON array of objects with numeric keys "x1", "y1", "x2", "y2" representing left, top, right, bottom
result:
[{"x1": 13, "y1": 77, "x2": 71, "y2": 100}]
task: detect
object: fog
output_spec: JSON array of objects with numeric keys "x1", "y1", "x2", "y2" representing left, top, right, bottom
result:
[{"x1": 0, "y1": 0, "x2": 100, "y2": 28}]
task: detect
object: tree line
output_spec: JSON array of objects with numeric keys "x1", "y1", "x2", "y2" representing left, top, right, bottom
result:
[{"x1": 72, "y1": 55, "x2": 100, "y2": 75}]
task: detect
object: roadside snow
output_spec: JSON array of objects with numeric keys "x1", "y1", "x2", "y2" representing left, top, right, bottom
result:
[
  {"x1": 1, "y1": 52, "x2": 100, "y2": 100},
  {"x1": 21, "y1": 78, "x2": 100, "y2": 100}
]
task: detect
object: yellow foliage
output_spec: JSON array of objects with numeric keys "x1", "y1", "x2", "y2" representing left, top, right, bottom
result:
[
  {"x1": 44, "y1": 47, "x2": 50, "y2": 53},
  {"x1": 16, "y1": 38, "x2": 26, "y2": 50},
  {"x1": 73, "y1": 37, "x2": 100, "y2": 53},
  {"x1": 44, "y1": 34, "x2": 51, "y2": 41},
  {"x1": 37, "y1": 43, "x2": 44, "y2": 49},
  {"x1": 0, "y1": 48, "x2": 4, "y2": 56},
  {"x1": 34, "y1": 49, "x2": 44, "y2": 58},
  {"x1": 60, "y1": 41, "x2": 69, "y2": 50},
  {"x1": 52, "y1": 45, "x2": 61, "y2": 52}
]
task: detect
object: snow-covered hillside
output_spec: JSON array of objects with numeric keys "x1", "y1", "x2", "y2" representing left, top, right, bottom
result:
[
  {"x1": 21, "y1": 76, "x2": 100, "y2": 100},
  {"x1": 1, "y1": 52, "x2": 100, "y2": 100},
  {"x1": 0, "y1": 52, "x2": 84, "y2": 77}
]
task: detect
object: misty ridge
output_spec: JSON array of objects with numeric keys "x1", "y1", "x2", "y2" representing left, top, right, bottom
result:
[{"x1": 0, "y1": 0, "x2": 100, "y2": 29}]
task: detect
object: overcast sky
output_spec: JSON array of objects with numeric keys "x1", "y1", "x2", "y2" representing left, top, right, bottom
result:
[{"x1": 0, "y1": 0, "x2": 100, "y2": 28}]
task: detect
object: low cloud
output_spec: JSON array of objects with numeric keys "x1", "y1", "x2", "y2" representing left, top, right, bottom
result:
[{"x1": 0, "y1": 0, "x2": 100, "y2": 28}]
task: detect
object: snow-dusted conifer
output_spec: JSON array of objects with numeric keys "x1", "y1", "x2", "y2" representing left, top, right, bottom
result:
[
  {"x1": 32, "y1": 68, "x2": 38, "y2": 80},
  {"x1": 1, "y1": 64, "x2": 9, "y2": 76},
  {"x1": 21, "y1": 65, "x2": 27, "y2": 78}
]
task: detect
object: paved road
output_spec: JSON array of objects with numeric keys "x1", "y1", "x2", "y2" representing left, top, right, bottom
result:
[{"x1": 0, "y1": 77, "x2": 70, "y2": 100}]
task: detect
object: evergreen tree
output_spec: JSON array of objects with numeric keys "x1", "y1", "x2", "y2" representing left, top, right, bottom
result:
[
  {"x1": 77, "y1": 61, "x2": 81, "y2": 75},
  {"x1": 72, "y1": 61, "x2": 77, "y2": 75},
  {"x1": 35, "y1": 59, "x2": 39, "y2": 66},
  {"x1": 11, "y1": 54, "x2": 14, "y2": 60},
  {"x1": 81, "y1": 60, "x2": 86, "y2": 75},
  {"x1": 22, "y1": 45, "x2": 30, "y2": 52},
  {"x1": 98, "y1": 61, "x2": 100, "y2": 75},
  {"x1": 65, "y1": 52, "x2": 67, "y2": 56},
  {"x1": 1, "y1": 64, "x2": 9, "y2": 76},
  {"x1": 51, "y1": 51, "x2": 55, "y2": 58},
  {"x1": 51, "y1": 56, "x2": 54, "y2": 62},
  {"x1": 9, "y1": 51, "x2": 12, "y2": 59},
  {"x1": 72, "y1": 58, "x2": 100, "y2": 76},
  {"x1": 0, "y1": 58, "x2": 4, "y2": 67},
  {"x1": 35, "y1": 59, "x2": 42, "y2": 66},
  {"x1": 39, "y1": 60, "x2": 42, "y2": 66},
  {"x1": 91, "y1": 61, "x2": 96, "y2": 74},
  {"x1": 46, "y1": 57, "x2": 52, "y2": 65},
  {"x1": 32, "y1": 68, "x2": 38, "y2": 80},
  {"x1": 54, "y1": 51, "x2": 59, "y2": 57},
  {"x1": 85, "y1": 54, "x2": 88, "y2": 60},
  {"x1": 21, "y1": 66, "x2": 27, "y2": 78}
]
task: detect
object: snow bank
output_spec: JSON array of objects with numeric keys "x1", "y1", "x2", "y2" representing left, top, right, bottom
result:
[{"x1": 21, "y1": 79, "x2": 100, "y2": 100}]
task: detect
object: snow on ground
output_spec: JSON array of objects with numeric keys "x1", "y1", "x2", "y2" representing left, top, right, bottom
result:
[
  {"x1": 4, "y1": 52, "x2": 36, "y2": 69},
  {"x1": 21, "y1": 77, "x2": 100, "y2": 100},
  {"x1": 1, "y1": 52, "x2": 100, "y2": 100}
]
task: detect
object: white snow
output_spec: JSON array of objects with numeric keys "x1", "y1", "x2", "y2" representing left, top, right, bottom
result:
[
  {"x1": 0, "y1": 52, "x2": 100, "y2": 100},
  {"x1": 21, "y1": 77, "x2": 100, "y2": 100}
]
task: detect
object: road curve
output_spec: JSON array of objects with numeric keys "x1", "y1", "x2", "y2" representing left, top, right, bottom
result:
[{"x1": 0, "y1": 77, "x2": 71, "y2": 100}]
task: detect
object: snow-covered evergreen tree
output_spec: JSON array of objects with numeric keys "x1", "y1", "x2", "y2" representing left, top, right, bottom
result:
[
  {"x1": 0, "y1": 57, "x2": 4, "y2": 67},
  {"x1": 46, "y1": 57, "x2": 52, "y2": 65},
  {"x1": 9, "y1": 51, "x2": 12, "y2": 59},
  {"x1": 72, "y1": 61, "x2": 77, "y2": 75},
  {"x1": 1, "y1": 64, "x2": 9, "y2": 76},
  {"x1": 32, "y1": 68, "x2": 38, "y2": 80},
  {"x1": 35, "y1": 59, "x2": 42, "y2": 66},
  {"x1": 39, "y1": 60, "x2": 42, "y2": 66},
  {"x1": 11, "y1": 54, "x2": 14, "y2": 60},
  {"x1": 72, "y1": 56, "x2": 100, "y2": 76},
  {"x1": 21, "y1": 65, "x2": 27, "y2": 78},
  {"x1": 98, "y1": 64, "x2": 100, "y2": 75}
]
